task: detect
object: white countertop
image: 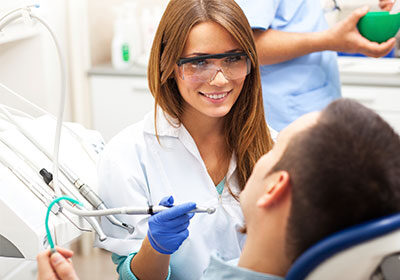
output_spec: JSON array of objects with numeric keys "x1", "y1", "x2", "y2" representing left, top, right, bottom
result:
[
  {"x1": 88, "y1": 63, "x2": 147, "y2": 77},
  {"x1": 338, "y1": 57, "x2": 400, "y2": 86}
]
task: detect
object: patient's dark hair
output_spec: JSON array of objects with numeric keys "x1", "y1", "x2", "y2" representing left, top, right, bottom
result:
[{"x1": 271, "y1": 98, "x2": 400, "y2": 263}]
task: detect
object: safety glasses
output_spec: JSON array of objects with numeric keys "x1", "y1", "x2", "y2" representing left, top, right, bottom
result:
[{"x1": 177, "y1": 52, "x2": 251, "y2": 83}]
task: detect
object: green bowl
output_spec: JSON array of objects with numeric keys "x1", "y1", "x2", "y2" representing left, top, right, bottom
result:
[{"x1": 357, "y1": 11, "x2": 400, "y2": 43}]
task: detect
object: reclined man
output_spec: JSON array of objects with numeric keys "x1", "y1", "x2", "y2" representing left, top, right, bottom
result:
[{"x1": 202, "y1": 98, "x2": 400, "y2": 279}]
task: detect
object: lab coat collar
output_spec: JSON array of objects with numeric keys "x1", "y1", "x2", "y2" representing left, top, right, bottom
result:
[
  {"x1": 143, "y1": 108, "x2": 238, "y2": 187},
  {"x1": 227, "y1": 154, "x2": 237, "y2": 184},
  {"x1": 143, "y1": 108, "x2": 180, "y2": 137}
]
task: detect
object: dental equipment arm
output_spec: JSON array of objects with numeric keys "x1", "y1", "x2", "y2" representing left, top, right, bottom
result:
[
  {"x1": 0, "y1": 104, "x2": 134, "y2": 234},
  {"x1": 0, "y1": 152, "x2": 97, "y2": 235},
  {"x1": 0, "y1": 128, "x2": 109, "y2": 238},
  {"x1": 39, "y1": 169, "x2": 108, "y2": 240},
  {"x1": 40, "y1": 168, "x2": 134, "y2": 234},
  {"x1": 0, "y1": 82, "x2": 98, "y2": 163},
  {"x1": 0, "y1": 5, "x2": 38, "y2": 27},
  {"x1": 0, "y1": 138, "x2": 107, "y2": 239},
  {"x1": 0, "y1": 135, "x2": 77, "y2": 200}
]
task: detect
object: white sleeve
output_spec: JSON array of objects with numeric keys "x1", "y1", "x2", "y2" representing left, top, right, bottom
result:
[
  {"x1": 94, "y1": 136, "x2": 151, "y2": 256},
  {"x1": 235, "y1": 0, "x2": 282, "y2": 30}
]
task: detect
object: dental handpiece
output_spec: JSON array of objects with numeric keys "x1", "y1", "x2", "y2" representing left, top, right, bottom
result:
[
  {"x1": 60, "y1": 205, "x2": 217, "y2": 216},
  {"x1": 152, "y1": 205, "x2": 216, "y2": 215},
  {"x1": 73, "y1": 178, "x2": 135, "y2": 234},
  {"x1": 40, "y1": 168, "x2": 135, "y2": 234}
]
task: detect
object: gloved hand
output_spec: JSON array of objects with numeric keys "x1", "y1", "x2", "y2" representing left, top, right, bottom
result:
[{"x1": 147, "y1": 196, "x2": 196, "y2": 254}]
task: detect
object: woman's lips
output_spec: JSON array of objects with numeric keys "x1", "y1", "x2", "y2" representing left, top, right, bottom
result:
[{"x1": 199, "y1": 90, "x2": 231, "y2": 100}]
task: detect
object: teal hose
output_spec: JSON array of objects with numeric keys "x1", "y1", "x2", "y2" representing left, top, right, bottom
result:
[{"x1": 45, "y1": 196, "x2": 83, "y2": 252}]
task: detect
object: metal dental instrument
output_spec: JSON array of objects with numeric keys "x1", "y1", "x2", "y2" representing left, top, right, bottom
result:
[
  {"x1": 45, "y1": 205, "x2": 217, "y2": 216},
  {"x1": 40, "y1": 168, "x2": 134, "y2": 234},
  {"x1": 154, "y1": 206, "x2": 216, "y2": 215},
  {"x1": 0, "y1": 105, "x2": 135, "y2": 234},
  {"x1": 0, "y1": 135, "x2": 106, "y2": 238},
  {"x1": 0, "y1": 153, "x2": 93, "y2": 233},
  {"x1": 0, "y1": 153, "x2": 58, "y2": 214}
]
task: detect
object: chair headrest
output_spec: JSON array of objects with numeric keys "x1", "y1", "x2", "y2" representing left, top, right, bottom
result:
[{"x1": 286, "y1": 213, "x2": 400, "y2": 280}]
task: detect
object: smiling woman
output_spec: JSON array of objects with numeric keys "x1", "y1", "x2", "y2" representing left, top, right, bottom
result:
[{"x1": 94, "y1": 1, "x2": 274, "y2": 280}]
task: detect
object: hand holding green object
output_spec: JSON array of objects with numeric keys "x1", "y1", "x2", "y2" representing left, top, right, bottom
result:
[{"x1": 357, "y1": 11, "x2": 400, "y2": 43}]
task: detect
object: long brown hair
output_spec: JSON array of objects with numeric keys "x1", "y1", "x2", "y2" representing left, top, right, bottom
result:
[{"x1": 147, "y1": 0, "x2": 273, "y2": 192}]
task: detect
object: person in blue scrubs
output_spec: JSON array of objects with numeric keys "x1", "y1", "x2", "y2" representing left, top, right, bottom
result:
[{"x1": 235, "y1": 0, "x2": 397, "y2": 131}]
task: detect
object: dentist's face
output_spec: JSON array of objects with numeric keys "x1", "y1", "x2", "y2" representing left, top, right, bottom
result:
[{"x1": 174, "y1": 21, "x2": 246, "y2": 120}]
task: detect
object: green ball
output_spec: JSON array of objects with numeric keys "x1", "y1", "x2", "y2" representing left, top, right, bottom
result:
[{"x1": 357, "y1": 11, "x2": 400, "y2": 43}]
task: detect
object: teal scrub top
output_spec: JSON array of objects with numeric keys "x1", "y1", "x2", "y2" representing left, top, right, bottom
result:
[{"x1": 236, "y1": 0, "x2": 341, "y2": 131}]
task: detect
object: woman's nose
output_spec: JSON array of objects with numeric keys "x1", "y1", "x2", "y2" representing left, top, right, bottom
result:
[{"x1": 209, "y1": 70, "x2": 229, "y2": 86}]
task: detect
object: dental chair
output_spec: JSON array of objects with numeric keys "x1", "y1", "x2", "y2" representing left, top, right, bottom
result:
[{"x1": 286, "y1": 213, "x2": 400, "y2": 280}]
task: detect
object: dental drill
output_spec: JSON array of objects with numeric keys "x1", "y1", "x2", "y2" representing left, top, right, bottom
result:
[
  {"x1": 0, "y1": 135, "x2": 107, "y2": 240},
  {"x1": 0, "y1": 105, "x2": 135, "y2": 234}
]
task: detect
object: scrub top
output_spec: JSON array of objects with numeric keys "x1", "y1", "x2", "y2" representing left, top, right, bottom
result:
[
  {"x1": 236, "y1": 0, "x2": 341, "y2": 131},
  {"x1": 95, "y1": 109, "x2": 246, "y2": 280}
]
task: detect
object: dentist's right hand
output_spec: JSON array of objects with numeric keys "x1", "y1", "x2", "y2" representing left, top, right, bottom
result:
[{"x1": 147, "y1": 196, "x2": 196, "y2": 254}]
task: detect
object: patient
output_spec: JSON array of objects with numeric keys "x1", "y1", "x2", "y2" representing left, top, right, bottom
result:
[
  {"x1": 37, "y1": 99, "x2": 400, "y2": 279},
  {"x1": 202, "y1": 98, "x2": 400, "y2": 279}
]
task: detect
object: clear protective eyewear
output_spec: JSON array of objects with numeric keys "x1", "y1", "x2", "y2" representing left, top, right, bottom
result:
[{"x1": 177, "y1": 52, "x2": 251, "y2": 83}]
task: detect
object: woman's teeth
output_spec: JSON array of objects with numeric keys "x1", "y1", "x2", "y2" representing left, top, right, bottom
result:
[{"x1": 202, "y1": 92, "x2": 229, "y2": 99}]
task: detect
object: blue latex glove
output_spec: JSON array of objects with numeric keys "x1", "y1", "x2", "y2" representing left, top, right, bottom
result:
[{"x1": 147, "y1": 196, "x2": 196, "y2": 254}]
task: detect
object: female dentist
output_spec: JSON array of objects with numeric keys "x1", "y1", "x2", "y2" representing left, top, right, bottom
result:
[{"x1": 95, "y1": 0, "x2": 274, "y2": 279}]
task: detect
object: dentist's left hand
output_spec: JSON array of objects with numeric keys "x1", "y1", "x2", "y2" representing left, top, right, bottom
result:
[{"x1": 147, "y1": 196, "x2": 196, "y2": 254}]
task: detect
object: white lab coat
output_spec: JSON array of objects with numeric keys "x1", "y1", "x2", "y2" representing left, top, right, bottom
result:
[{"x1": 95, "y1": 109, "x2": 246, "y2": 280}]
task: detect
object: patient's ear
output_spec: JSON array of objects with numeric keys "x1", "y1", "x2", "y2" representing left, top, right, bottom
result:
[{"x1": 256, "y1": 171, "x2": 289, "y2": 208}]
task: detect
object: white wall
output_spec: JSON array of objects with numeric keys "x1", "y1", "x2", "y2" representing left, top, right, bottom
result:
[
  {"x1": 336, "y1": 0, "x2": 380, "y2": 21},
  {"x1": 0, "y1": 0, "x2": 72, "y2": 120},
  {"x1": 88, "y1": 0, "x2": 166, "y2": 66}
]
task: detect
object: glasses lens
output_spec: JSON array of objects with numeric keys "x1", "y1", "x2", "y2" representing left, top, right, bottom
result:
[
  {"x1": 180, "y1": 54, "x2": 250, "y2": 83},
  {"x1": 221, "y1": 55, "x2": 250, "y2": 80}
]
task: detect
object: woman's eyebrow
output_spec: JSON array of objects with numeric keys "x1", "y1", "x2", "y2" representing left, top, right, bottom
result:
[{"x1": 185, "y1": 49, "x2": 243, "y2": 57}]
